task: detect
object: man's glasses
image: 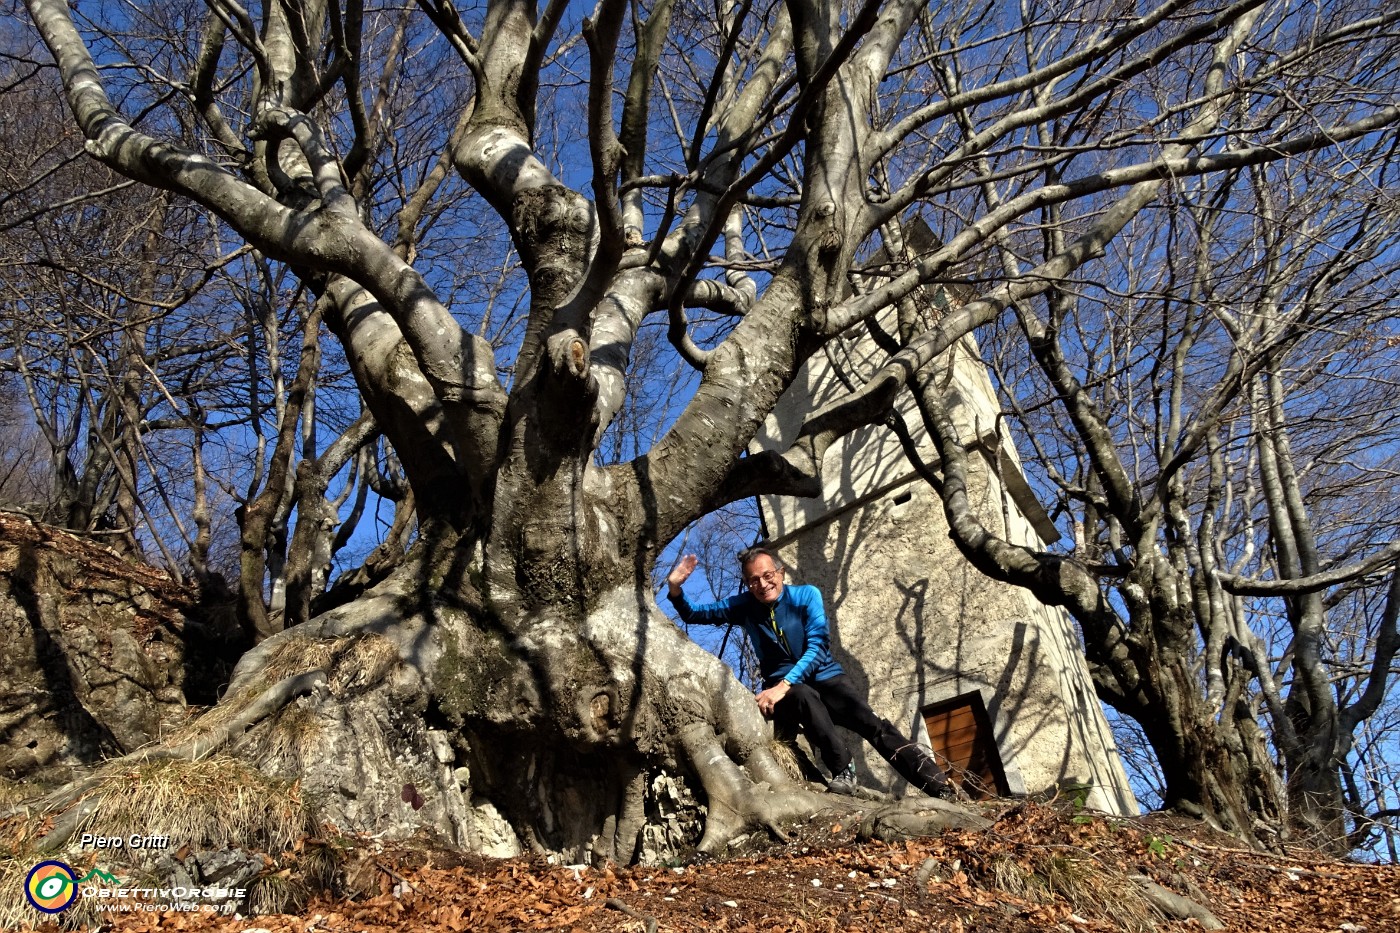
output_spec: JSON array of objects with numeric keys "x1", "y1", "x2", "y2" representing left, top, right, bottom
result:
[{"x1": 745, "y1": 569, "x2": 782, "y2": 589}]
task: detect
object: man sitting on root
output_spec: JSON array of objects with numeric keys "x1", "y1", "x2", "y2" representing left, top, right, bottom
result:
[{"x1": 667, "y1": 545, "x2": 953, "y2": 799}]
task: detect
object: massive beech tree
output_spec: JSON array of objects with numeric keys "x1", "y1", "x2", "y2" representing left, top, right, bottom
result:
[{"x1": 18, "y1": 0, "x2": 1400, "y2": 859}]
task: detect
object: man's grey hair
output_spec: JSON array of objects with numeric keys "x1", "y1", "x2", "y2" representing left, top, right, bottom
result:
[{"x1": 737, "y1": 545, "x2": 784, "y2": 572}]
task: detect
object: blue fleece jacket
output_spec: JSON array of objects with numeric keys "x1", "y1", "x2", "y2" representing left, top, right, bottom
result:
[{"x1": 668, "y1": 583, "x2": 844, "y2": 686}]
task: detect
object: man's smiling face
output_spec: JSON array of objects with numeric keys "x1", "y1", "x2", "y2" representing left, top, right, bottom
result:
[{"x1": 743, "y1": 554, "x2": 785, "y2": 605}]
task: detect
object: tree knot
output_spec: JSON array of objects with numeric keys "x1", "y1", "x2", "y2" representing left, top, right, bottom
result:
[{"x1": 547, "y1": 330, "x2": 591, "y2": 381}]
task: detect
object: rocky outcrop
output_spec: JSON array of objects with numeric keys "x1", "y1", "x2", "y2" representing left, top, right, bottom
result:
[{"x1": 0, "y1": 511, "x2": 245, "y2": 781}]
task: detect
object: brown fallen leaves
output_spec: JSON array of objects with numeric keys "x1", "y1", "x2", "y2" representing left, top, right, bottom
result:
[{"x1": 35, "y1": 802, "x2": 1400, "y2": 933}]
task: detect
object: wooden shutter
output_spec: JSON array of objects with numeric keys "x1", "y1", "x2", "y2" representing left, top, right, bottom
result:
[{"x1": 921, "y1": 692, "x2": 1010, "y2": 799}]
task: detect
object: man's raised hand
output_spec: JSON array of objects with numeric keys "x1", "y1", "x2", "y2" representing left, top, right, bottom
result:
[{"x1": 667, "y1": 554, "x2": 699, "y2": 596}]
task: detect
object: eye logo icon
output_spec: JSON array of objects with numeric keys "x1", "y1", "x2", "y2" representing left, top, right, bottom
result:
[{"x1": 25, "y1": 860, "x2": 78, "y2": 913}]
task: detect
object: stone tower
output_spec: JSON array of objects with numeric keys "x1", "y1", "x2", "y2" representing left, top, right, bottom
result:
[{"x1": 755, "y1": 316, "x2": 1137, "y2": 815}]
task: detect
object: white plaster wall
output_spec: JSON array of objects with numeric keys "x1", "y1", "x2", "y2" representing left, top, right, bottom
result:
[{"x1": 757, "y1": 324, "x2": 1137, "y2": 815}]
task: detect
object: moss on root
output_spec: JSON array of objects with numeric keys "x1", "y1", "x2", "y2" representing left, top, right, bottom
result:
[{"x1": 433, "y1": 618, "x2": 534, "y2": 728}]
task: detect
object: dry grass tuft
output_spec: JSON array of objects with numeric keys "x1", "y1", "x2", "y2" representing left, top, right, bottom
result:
[
  {"x1": 987, "y1": 853, "x2": 1033, "y2": 898},
  {"x1": 168, "y1": 635, "x2": 339, "y2": 746},
  {"x1": 263, "y1": 702, "x2": 325, "y2": 770},
  {"x1": 0, "y1": 856, "x2": 43, "y2": 931},
  {"x1": 246, "y1": 834, "x2": 340, "y2": 917},
  {"x1": 167, "y1": 681, "x2": 264, "y2": 743},
  {"x1": 69, "y1": 755, "x2": 316, "y2": 855},
  {"x1": 1044, "y1": 852, "x2": 1155, "y2": 931},
  {"x1": 0, "y1": 755, "x2": 321, "y2": 930},
  {"x1": 982, "y1": 847, "x2": 1156, "y2": 932},
  {"x1": 329, "y1": 633, "x2": 401, "y2": 692},
  {"x1": 768, "y1": 740, "x2": 805, "y2": 784},
  {"x1": 262, "y1": 635, "x2": 339, "y2": 683},
  {"x1": 247, "y1": 869, "x2": 308, "y2": 916}
]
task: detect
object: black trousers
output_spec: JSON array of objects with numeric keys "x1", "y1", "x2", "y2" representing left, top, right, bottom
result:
[{"x1": 772, "y1": 674, "x2": 947, "y2": 792}]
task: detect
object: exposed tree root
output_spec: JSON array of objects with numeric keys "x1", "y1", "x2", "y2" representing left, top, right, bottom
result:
[
  {"x1": 226, "y1": 588, "x2": 426, "y2": 696},
  {"x1": 606, "y1": 897, "x2": 658, "y2": 933},
  {"x1": 596, "y1": 764, "x2": 650, "y2": 864},
  {"x1": 174, "y1": 671, "x2": 328, "y2": 760},
  {"x1": 31, "y1": 795, "x2": 102, "y2": 855},
  {"x1": 676, "y1": 722, "x2": 846, "y2": 854},
  {"x1": 1131, "y1": 874, "x2": 1225, "y2": 929},
  {"x1": 857, "y1": 799, "x2": 994, "y2": 842}
]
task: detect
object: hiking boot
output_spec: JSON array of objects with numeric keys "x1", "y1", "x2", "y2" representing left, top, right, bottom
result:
[
  {"x1": 827, "y1": 762, "x2": 858, "y2": 796},
  {"x1": 888, "y1": 743, "x2": 953, "y2": 798}
]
